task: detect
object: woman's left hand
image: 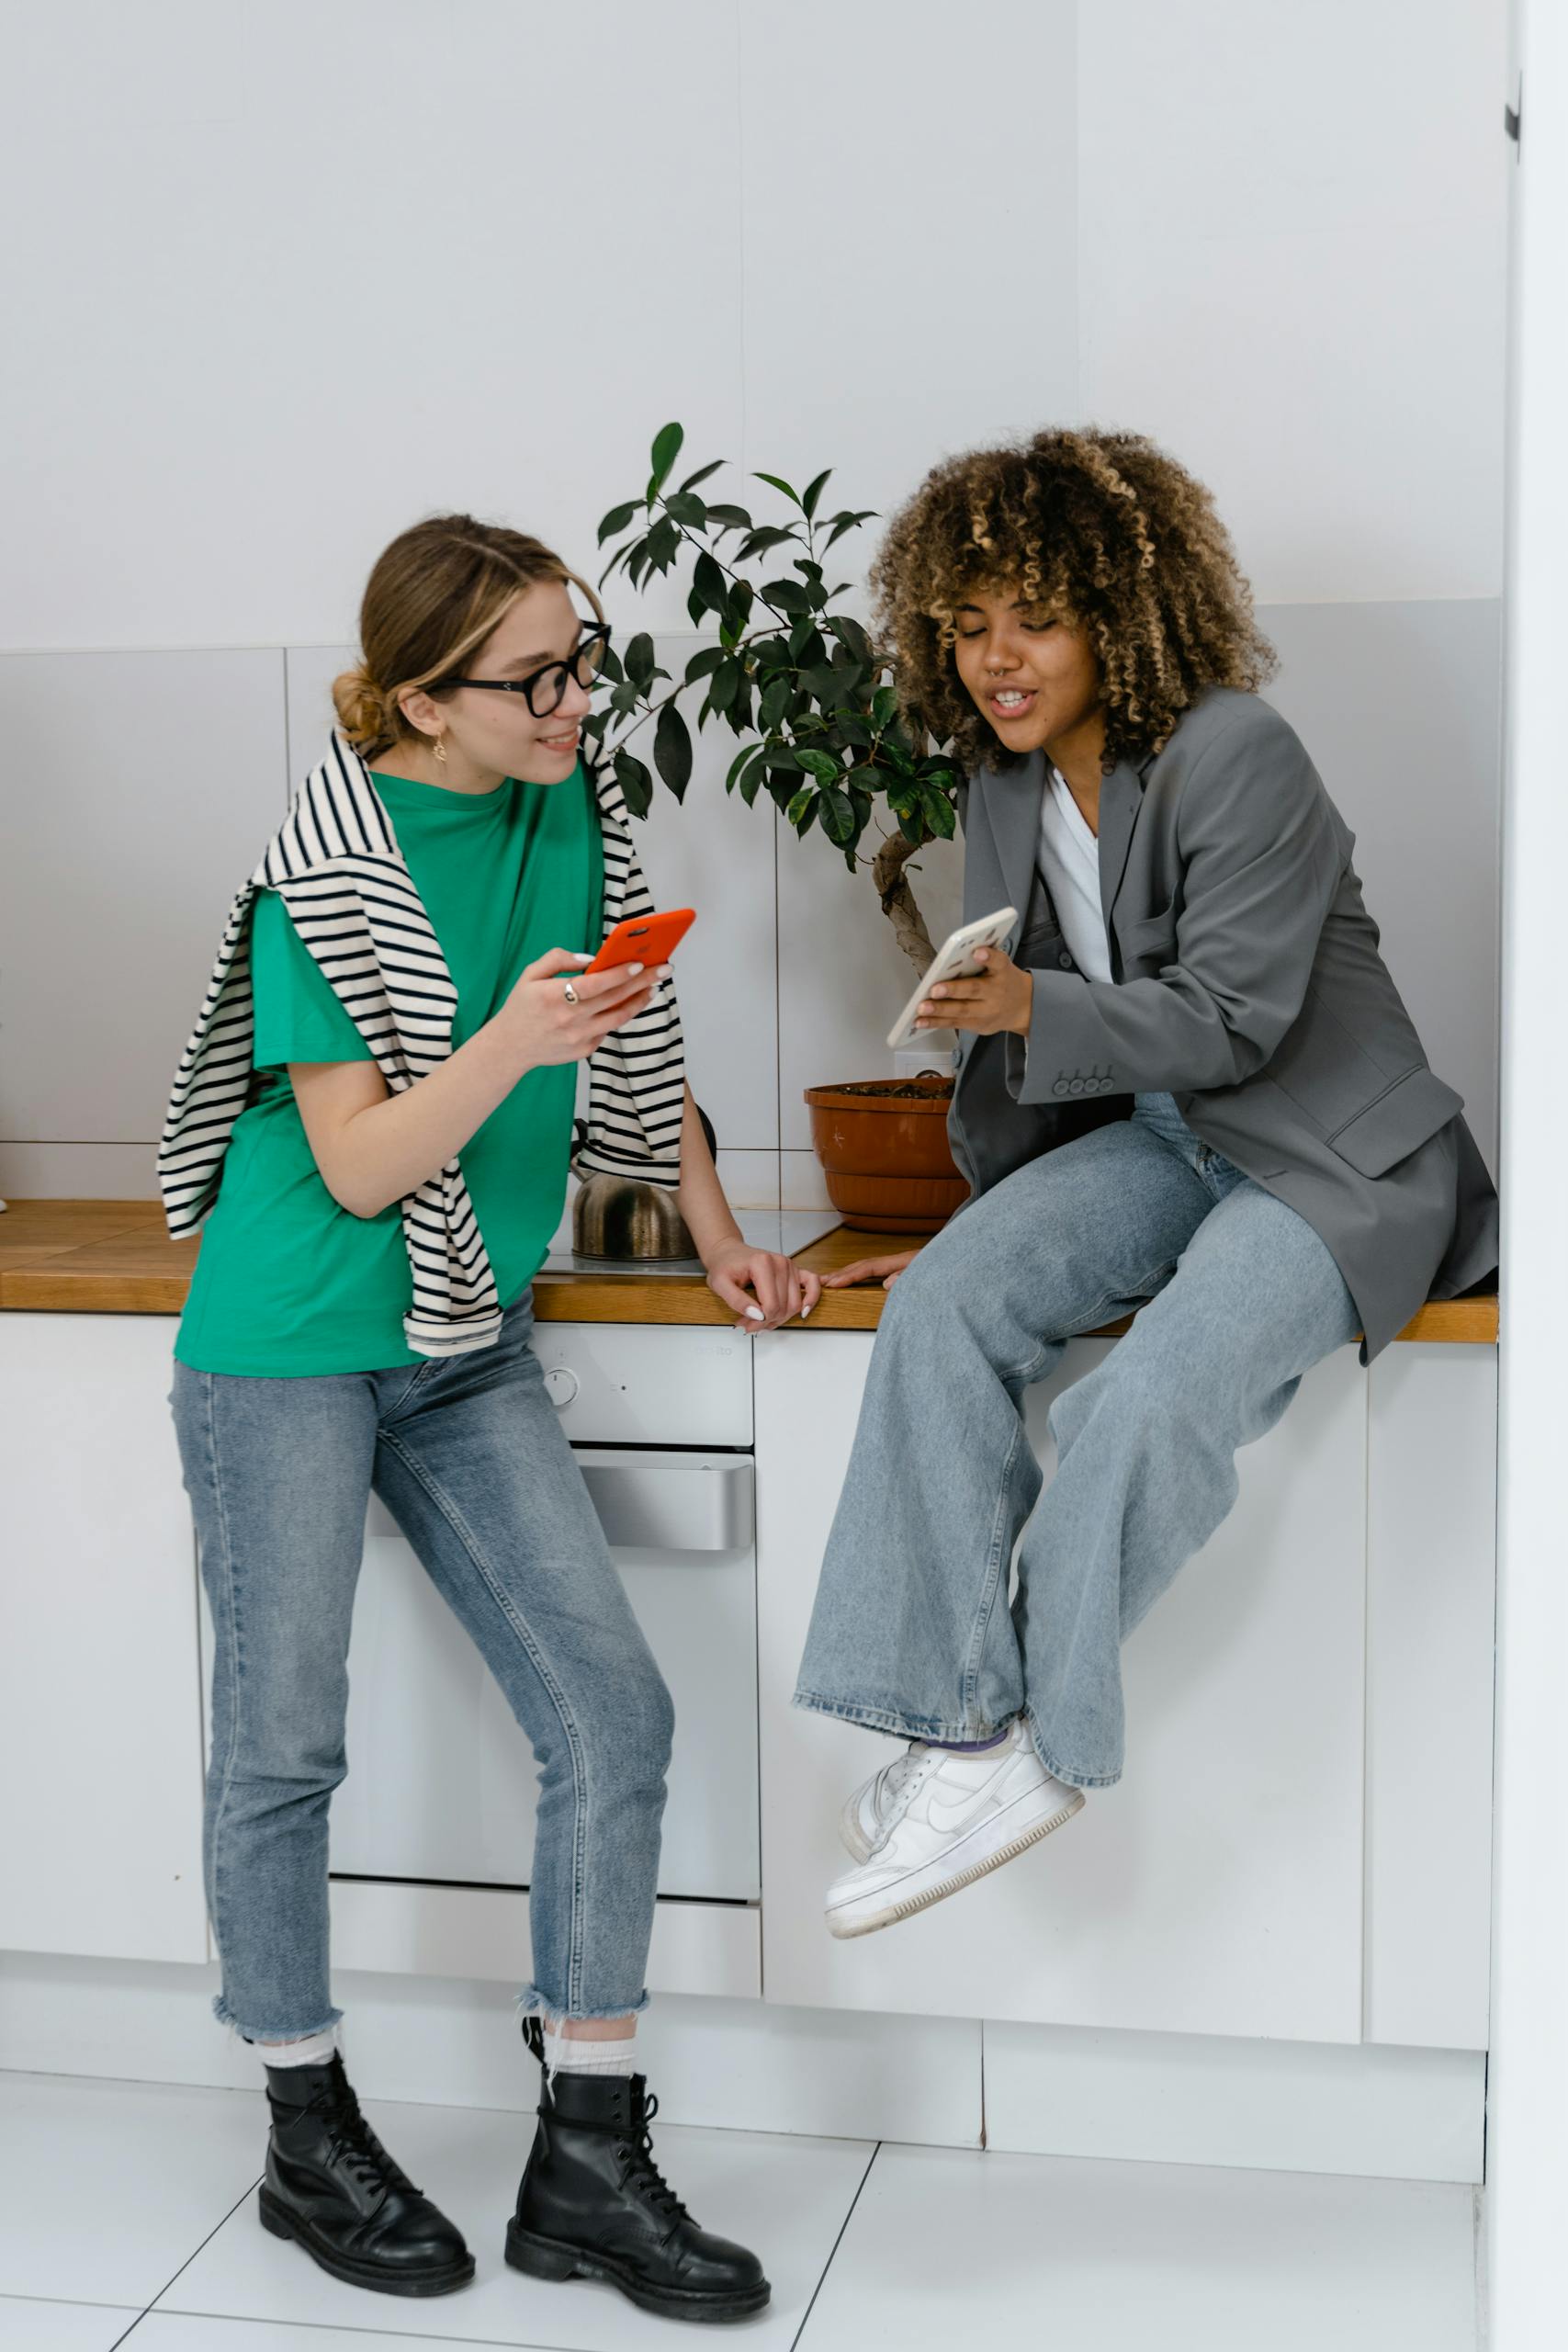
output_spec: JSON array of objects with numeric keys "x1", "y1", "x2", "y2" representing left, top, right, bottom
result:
[
  {"x1": 705, "y1": 1241, "x2": 822, "y2": 1333},
  {"x1": 919, "y1": 944, "x2": 1033, "y2": 1036}
]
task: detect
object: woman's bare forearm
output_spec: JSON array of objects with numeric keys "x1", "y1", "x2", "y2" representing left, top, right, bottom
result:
[
  {"x1": 676, "y1": 1087, "x2": 743, "y2": 1262},
  {"x1": 296, "y1": 1018, "x2": 536, "y2": 1218}
]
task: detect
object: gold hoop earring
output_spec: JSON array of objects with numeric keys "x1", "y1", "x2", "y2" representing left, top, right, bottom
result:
[{"x1": 433, "y1": 736, "x2": 447, "y2": 766}]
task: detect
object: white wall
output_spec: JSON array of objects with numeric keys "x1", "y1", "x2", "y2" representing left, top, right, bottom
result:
[{"x1": 0, "y1": 0, "x2": 1507, "y2": 1199}]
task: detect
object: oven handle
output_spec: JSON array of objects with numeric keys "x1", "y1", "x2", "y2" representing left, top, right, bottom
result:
[{"x1": 576, "y1": 1457, "x2": 755, "y2": 1554}]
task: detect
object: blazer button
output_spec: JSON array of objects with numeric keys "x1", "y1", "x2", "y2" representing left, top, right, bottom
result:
[
  {"x1": 1057, "y1": 952, "x2": 1074, "y2": 969},
  {"x1": 1053, "y1": 1080, "x2": 1070, "y2": 1098},
  {"x1": 1069, "y1": 1079, "x2": 1085, "y2": 1095}
]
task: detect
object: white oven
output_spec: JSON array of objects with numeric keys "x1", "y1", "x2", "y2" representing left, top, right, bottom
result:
[{"x1": 328, "y1": 1323, "x2": 761, "y2": 1905}]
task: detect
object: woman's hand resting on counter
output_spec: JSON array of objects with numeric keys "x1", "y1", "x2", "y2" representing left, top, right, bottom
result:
[
  {"x1": 704, "y1": 1240, "x2": 823, "y2": 1334},
  {"x1": 822, "y1": 1250, "x2": 920, "y2": 1292}
]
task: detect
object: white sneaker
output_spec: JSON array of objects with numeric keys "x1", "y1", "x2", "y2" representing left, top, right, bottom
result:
[
  {"x1": 824, "y1": 1721, "x2": 1085, "y2": 1939},
  {"x1": 839, "y1": 1745, "x2": 923, "y2": 1863}
]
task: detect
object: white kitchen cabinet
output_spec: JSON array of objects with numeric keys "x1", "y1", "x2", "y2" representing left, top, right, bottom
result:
[
  {"x1": 0, "y1": 1313, "x2": 208, "y2": 1962},
  {"x1": 755, "y1": 1326, "x2": 1494, "y2": 2047},
  {"x1": 1363, "y1": 1344, "x2": 1498, "y2": 2049}
]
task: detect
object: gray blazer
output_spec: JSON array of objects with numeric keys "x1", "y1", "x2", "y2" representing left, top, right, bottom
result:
[{"x1": 948, "y1": 688, "x2": 1498, "y2": 1361}]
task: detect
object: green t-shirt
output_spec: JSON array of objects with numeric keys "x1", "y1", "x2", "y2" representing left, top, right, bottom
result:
[{"x1": 175, "y1": 765, "x2": 604, "y2": 1376}]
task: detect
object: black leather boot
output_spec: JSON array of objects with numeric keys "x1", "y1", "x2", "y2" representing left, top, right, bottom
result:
[
  {"x1": 258, "y1": 2052, "x2": 474, "y2": 2298},
  {"x1": 506, "y1": 2018, "x2": 770, "y2": 2323}
]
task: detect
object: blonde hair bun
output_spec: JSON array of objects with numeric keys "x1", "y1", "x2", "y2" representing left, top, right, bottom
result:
[{"x1": 332, "y1": 664, "x2": 388, "y2": 753}]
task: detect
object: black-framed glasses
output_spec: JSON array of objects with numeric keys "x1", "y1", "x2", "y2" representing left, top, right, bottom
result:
[{"x1": 440, "y1": 624, "x2": 611, "y2": 718}]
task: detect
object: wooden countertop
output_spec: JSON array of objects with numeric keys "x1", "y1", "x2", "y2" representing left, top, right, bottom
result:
[{"x1": 0, "y1": 1200, "x2": 1500, "y2": 1343}]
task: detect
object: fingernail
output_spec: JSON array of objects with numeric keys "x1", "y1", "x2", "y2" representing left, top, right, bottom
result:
[
  {"x1": 744, "y1": 1304, "x2": 764, "y2": 1321},
  {"x1": 802, "y1": 1302, "x2": 813, "y2": 1318},
  {"x1": 626, "y1": 962, "x2": 644, "y2": 976}
]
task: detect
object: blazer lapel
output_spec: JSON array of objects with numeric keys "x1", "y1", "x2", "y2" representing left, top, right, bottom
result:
[
  {"x1": 977, "y1": 751, "x2": 1045, "y2": 944},
  {"x1": 1096, "y1": 760, "x2": 1145, "y2": 928}
]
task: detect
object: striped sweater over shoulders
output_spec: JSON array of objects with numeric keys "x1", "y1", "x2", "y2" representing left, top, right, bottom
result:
[{"x1": 159, "y1": 734, "x2": 685, "y2": 1358}]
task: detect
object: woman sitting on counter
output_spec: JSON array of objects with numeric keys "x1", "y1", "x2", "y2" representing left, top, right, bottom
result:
[
  {"x1": 158, "y1": 515, "x2": 816, "y2": 2322},
  {"x1": 795, "y1": 425, "x2": 1498, "y2": 1940}
]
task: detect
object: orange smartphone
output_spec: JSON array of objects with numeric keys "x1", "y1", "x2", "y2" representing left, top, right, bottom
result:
[{"x1": 585, "y1": 908, "x2": 697, "y2": 975}]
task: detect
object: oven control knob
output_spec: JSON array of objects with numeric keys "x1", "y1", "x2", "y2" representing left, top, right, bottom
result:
[{"x1": 544, "y1": 1366, "x2": 580, "y2": 1409}]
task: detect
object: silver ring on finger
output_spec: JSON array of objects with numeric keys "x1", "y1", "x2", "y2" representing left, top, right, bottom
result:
[{"x1": 562, "y1": 979, "x2": 580, "y2": 1005}]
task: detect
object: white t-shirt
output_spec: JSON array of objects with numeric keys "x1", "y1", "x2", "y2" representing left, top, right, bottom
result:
[{"x1": 1036, "y1": 764, "x2": 1112, "y2": 983}]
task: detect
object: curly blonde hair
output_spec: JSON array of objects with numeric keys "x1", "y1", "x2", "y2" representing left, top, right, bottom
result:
[{"x1": 870, "y1": 428, "x2": 1276, "y2": 774}]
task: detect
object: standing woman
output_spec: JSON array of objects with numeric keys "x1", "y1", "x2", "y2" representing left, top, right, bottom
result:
[
  {"x1": 161, "y1": 517, "x2": 810, "y2": 2321},
  {"x1": 795, "y1": 429, "x2": 1497, "y2": 1939}
]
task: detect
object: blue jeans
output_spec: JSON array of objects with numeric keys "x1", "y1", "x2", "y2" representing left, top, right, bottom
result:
[
  {"x1": 170, "y1": 1295, "x2": 673, "y2": 2041},
  {"x1": 794, "y1": 1094, "x2": 1359, "y2": 1788}
]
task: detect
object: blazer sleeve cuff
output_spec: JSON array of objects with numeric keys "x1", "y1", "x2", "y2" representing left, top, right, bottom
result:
[{"x1": 1004, "y1": 974, "x2": 1122, "y2": 1107}]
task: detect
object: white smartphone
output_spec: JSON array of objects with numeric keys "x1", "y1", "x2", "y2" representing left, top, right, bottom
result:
[{"x1": 886, "y1": 906, "x2": 1019, "y2": 1051}]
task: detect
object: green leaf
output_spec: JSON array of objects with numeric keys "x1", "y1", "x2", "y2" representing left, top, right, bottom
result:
[
  {"x1": 786, "y1": 785, "x2": 818, "y2": 831},
  {"x1": 726, "y1": 741, "x2": 761, "y2": 793},
  {"x1": 648, "y1": 422, "x2": 684, "y2": 499},
  {"x1": 759, "y1": 673, "x2": 794, "y2": 733},
  {"x1": 709, "y1": 658, "x2": 742, "y2": 715},
  {"x1": 624, "y1": 633, "x2": 656, "y2": 692},
  {"x1": 684, "y1": 645, "x2": 726, "y2": 684},
  {"x1": 822, "y1": 509, "x2": 876, "y2": 551},
  {"x1": 736, "y1": 525, "x2": 799, "y2": 560},
  {"x1": 722, "y1": 578, "x2": 754, "y2": 636},
  {"x1": 818, "y1": 785, "x2": 856, "y2": 845},
  {"x1": 921, "y1": 785, "x2": 957, "y2": 840},
  {"x1": 654, "y1": 702, "x2": 693, "y2": 799},
  {"x1": 766, "y1": 743, "x2": 802, "y2": 774},
  {"x1": 613, "y1": 750, "x2": 654, "y2": 819},
  {"x1": 754, "y1": 469, "x2": 802, "y2": 506},
  {"x1": 801, "y1": 468, "x2": 833, "y2": 520},
  {"x1": 678, "y1": 458, "x2": 727, "y2": 492},
  {"x1": 872, "y1": 684, "x2": 900, "y2": 730},
  {"x1": 796, "y1": 747, "x2": 840, "y2": 786},
  {"x1": 826, "y1": 615, "x2": 874, "y2": 665},
  {"x1": 597, "y1": 500, "x2": 640, "y2": 546},
  {"x1": 705, "y1": 503, "x2": 753, "y2": 533},
  {"x1": 664, "y1": 491, "x2": 708, "y2": 529},
  {"x1": 761, "y1": 578, "x2": 812, "y2": 616},
  {"x1": 599, "y1": 533, "x2": 647, "y2": 589},
  {"x1": 692, "y1": 550, "x2": 728, "y2": 617},
  {"x1": 644, "y1": 515, "x2": 681, "y2": 572}
]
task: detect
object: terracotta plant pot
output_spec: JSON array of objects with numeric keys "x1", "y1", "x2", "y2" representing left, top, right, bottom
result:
[{"x1": 803, "y1": 1076, "x2": 966, "y2": 1234}]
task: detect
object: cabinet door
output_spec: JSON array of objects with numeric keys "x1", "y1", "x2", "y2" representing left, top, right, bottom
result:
[
  {"x1": 756, "y1": 1329, "x2": 1368, "y2": 2042},
  {"x1": 329, "y1": 1459, "x2": 761, "y2": 1901},
  {"x1": 0, "y1": 1314, "x2": 208, "y2": 1962}
]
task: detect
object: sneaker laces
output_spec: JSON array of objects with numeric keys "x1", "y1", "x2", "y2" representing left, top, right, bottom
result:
[{"x1": 866, "y1": 1744, "x2": 927, "y2": 1849}]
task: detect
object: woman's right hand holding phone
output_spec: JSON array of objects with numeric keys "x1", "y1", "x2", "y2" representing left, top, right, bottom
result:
[{"x1": 501, "y1": 946, "x2": 670, "y2": 1069}]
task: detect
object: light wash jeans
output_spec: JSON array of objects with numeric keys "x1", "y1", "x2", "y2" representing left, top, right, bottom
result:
[
  {"x1": 170, "y1": 1295, "x2": 673, "y2": 2041},
  {"x1": 794, "y1": 1093, "x2": 1359, "y2": 1789}
]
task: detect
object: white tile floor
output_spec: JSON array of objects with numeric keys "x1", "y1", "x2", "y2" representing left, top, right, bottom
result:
[{"x1": 0, "y1": 2073, "x2": 1482, "y2": 2351}]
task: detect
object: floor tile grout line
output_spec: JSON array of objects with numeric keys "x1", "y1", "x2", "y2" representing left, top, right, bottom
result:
[
  {"x1": 105, "y1": 2170, "x2": 264, "y2": 2348},
  {"x1": 788, "y1": 2138, "x2": 882, "y2": 2351},
  {"x1": 111, "y1": 2295, "x2": 587, "y2": 2349}
]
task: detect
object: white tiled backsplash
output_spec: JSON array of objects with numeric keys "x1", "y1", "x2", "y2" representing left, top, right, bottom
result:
[{"x1": 0, "y1": 599, "x2": 1500, "y2": 1204}]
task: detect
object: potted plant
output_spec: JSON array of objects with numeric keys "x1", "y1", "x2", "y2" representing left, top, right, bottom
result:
[{"x1": 589, "y1": 423, "x2": 968, "y2": 1232}]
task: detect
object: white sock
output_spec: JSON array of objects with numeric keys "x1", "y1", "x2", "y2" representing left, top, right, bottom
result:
[
  {"x1": 542, "y1": 2025, "x2": 638, "y2": 2079},
  {"x1": 254, "y1": 2026, "x2": 338, "y2": 2070}
]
